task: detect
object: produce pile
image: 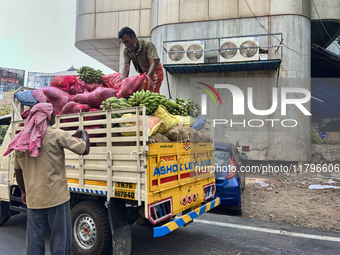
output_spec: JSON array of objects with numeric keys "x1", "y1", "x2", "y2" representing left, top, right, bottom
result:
[
  {"x1": 22, "y1": 66, "x2": 152, "y2": 116},
  {"x1": 100, "y1": 90, "x2": 201, "y2": 117},
  {"x1": 16, "y1": 66, "x2": 209, "y2": 143}
]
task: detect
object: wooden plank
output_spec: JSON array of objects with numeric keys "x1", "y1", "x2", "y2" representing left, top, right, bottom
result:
[
  {"x1": 111, "y1": 136, "x2": 144, "y2": 142},
  {"x1": 83, "y1": 165, "x2": 107, "y2": 170},
  {"x1": 110, "y1": 126, "x2": 143, "y2": 133},
  {"x1": 84, "y1": 128, "x2": 107, "y2": 134},
  {"x1": 83, "y1": 175, "x2": 107, "y2": 181},
  {"x1": 111, "y1": 117, "x2": 144, "y2": 124}
]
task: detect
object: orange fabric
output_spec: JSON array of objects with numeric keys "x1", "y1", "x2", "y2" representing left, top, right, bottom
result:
[{"x1": 150, "y1": 63, "x2": 164, "y2": 93}]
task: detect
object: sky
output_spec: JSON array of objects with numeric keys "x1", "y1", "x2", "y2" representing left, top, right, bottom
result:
[{"x1": 0, "y1": 0, "x2": 114, "y2": 83}]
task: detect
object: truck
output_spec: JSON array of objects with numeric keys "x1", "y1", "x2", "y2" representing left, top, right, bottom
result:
[{"x1": 0, "y1": 87, "x2": 219, "y2": 255}]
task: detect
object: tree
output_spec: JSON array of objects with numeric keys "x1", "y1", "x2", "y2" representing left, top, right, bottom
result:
[{"x1": 0, "y1": 91, "x2": 13, "y2": 140}]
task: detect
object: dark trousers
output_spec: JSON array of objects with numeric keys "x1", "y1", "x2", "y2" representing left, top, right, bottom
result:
[{"x1": 26, "y1": 201, "x2": 72, "y2": 255}]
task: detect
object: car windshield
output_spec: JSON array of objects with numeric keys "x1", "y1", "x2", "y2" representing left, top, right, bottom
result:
[{"x1": 213, "y1": 150, "x2": 232, "y2": 166}]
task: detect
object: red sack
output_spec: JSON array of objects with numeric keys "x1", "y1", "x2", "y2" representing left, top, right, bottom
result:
[
  {"x1": 84, "y1": 82, "x2": 100, "y2": 92},
  {"x1": 59, "y1": 118, "x2": 79, "y2": 131},
  {"x1": 73, "y1": 86, "x2": 119, "y2": 108},
  {"x1": 85, "y1": 109, "x2": 106, "y2": 144},
  {"x1": 85, "y1": 108, "x2": 105, "y2": 121},
  {"x1": 69, "y1": 80, "x2": 88, "y2": 95},
  {"x1": 50, "y1": 75, "x2": 66, "y2": 87},
  {"x1": 116, "y1": 73, "x2": 151, "y2": 98},
  {"x1": 135, "y1": 73, "x2": 152, "y2": 92},
  {"x1": 100, "y1": 73, "x2": 122, "y2": 89},
  {"x1": 51, "y1": 75, "x2": 69, "y2": 91},
  {"x1": 51, "y1": 75, "x2": 78, "y2": 92},
  {"x1": 21, "y1": 109, "x2": 31, "y2": 119},
  {"x1": 59, "y1": 102, "x2": 92, "y2": 115},
  {"x1": 43, "y1": 89, "x2": 75, "y2": 115}
]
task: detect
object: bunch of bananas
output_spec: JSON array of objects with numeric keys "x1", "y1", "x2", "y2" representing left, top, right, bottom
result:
[
  {"x1": 189, "y1": 100, "x2": 201, "y2": 117},
  {"x1": 128, "y1": 90, "x2": 167, "y2": 115},
  {"x1": 77, "y1": 66, "x2": 104, "y2": 84},
  {"x1": 100, "y1": 91, "x2": 202, "y2": 118},
  {"x1": 100, "y1": 97, "x2": 131, "y2": 118},
  {"x1": 165, "y1": 98, "x2": 201, "y2": 117},
  {"x1": 166, "y1": 98, "x2": 190, "y2": 116}
]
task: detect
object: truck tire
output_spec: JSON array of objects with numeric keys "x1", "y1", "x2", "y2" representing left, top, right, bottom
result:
[{"x1": 71, "y1": 200, "x2": 111, "y2": 255}]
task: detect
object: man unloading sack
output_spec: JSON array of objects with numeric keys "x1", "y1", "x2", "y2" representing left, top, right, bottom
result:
[
  {"x1": 119, "y1": 26, "x2": 164, "y2": 93},
  {"x1": 3, "y1": 103, "x2": 90, "y2": 255}
]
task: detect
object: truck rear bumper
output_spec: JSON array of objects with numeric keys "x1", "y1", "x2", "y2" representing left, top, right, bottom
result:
[{"x1": 153, "y1": 197, "x2": 220, "y2": 237}]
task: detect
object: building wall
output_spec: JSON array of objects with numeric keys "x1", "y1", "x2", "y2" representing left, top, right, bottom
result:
[
  {"x1": 152, "y1": 15, "x2": 311, "y2": 162},
  {"x1": 75, "y1": 0, "x2": 340, "y2": 162},
  {"x1": 151, "y1": 0, "x2": 311, "y2": 29}
]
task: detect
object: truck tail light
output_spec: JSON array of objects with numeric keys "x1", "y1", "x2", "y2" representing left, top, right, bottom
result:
[
  {"x1": 148, "y1": 198, "x2": 173, "y2": 225},
  {"x1": 187, "y1": 195, "x2": 192, "y2": 204},
  {"x1": 226, "y1": 155, "x2": 237, "y2": 180},
  {"x1": 203, "y1": 183, "x2": 216, "y2": 201},
  {"x1": 181, "y1": 196, "x2": 187, "y2": 205}
]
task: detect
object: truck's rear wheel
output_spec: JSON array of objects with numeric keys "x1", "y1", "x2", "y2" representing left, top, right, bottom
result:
[{"x1": 71, "y1": 200, "x2": 111, "y2": 255}]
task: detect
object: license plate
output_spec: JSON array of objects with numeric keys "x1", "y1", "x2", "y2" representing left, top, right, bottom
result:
[
  {"x1": 114, "y1": 190, "x2": 135, "y2": 200},
  {"x1": 116, "y1": 182, "x2": 136, "y2": 189}
]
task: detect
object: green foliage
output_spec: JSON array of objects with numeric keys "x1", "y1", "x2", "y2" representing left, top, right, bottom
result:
[
  {"x1": 311, "y1": 129, "x2": 323, "y2": 144},
  {"x1": 0, "y1": 90, "x2": 13, "y2": 140}
]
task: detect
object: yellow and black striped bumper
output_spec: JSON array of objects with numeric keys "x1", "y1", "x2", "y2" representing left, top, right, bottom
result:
[{"x1": 153, "y1": 197, "x2": 220, "y2": 237}]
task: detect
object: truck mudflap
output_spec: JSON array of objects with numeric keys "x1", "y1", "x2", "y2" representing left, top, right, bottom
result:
[{"x1": 153, "y1": 197, "x2": 220, "y2": 237}]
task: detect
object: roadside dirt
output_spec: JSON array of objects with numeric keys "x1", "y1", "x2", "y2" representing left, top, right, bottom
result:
[{"x1": 242, "y1": 172, "x2": 340, "y2": 232}]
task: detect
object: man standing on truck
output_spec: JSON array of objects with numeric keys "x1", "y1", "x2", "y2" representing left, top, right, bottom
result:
[
  {"x1": 3, "y1": 103, "x2": 90, "y2": 255},
  {"x1": 119, "y1": 26, "x2": 164, "y2": 93}
]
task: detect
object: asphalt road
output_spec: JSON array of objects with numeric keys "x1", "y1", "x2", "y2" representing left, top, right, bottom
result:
[{"x1": 1, "y1": 207, "x2": 340, "y2": 255}]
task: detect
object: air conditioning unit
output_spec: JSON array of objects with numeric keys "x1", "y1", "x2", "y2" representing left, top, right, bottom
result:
[
  {"x1": 185, "y1": 40, "x2": 205, "y2": 64},
  {"x1": 219, "y1": 36, "x2": 259, "y2": 62},
  {"x1": 166, "y1": 40, "x2": 205, "y2": 64},
  {"x1": 166, "y1": 42, "x2": 187, "y2": 64},
  {"x1": 219, "y1": 38, "x2": 239, "y2": 62}
]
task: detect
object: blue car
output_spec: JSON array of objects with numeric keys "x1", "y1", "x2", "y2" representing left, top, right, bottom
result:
[{"x1": 212, "y1": 142, "x2": 245, "y2": 215}]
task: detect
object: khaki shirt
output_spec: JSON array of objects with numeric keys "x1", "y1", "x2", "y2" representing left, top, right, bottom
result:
[
  {"x1": 123, "y1": 39, "x2": 160, "y2": 73},
  {"x1": 14, "y1": 126, "x2": 86, "y2": 209}
]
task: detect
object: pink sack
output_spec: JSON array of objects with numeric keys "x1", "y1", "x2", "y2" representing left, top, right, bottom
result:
[
  {"x1": 32, "y1": 87, "x2": 69, "y2": 103},
  {"x1": 43, "y1": 89, "x2": 75, "y2": 115},
  {"x1": 69, "y1": 80, "x2": 89, "y2": 95},
  {"x1": 100, "y1": 73, "x2": 122, "y2": 89},
  {"x1": 59, "y1": 102, "x2": 92, "y2": 115},
  {"x1": 73, "y1": 86, "x2": 119, "y2": 108},
  {"x1": 84, "y1": 82, "x2": 100, "y2": 92}
]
